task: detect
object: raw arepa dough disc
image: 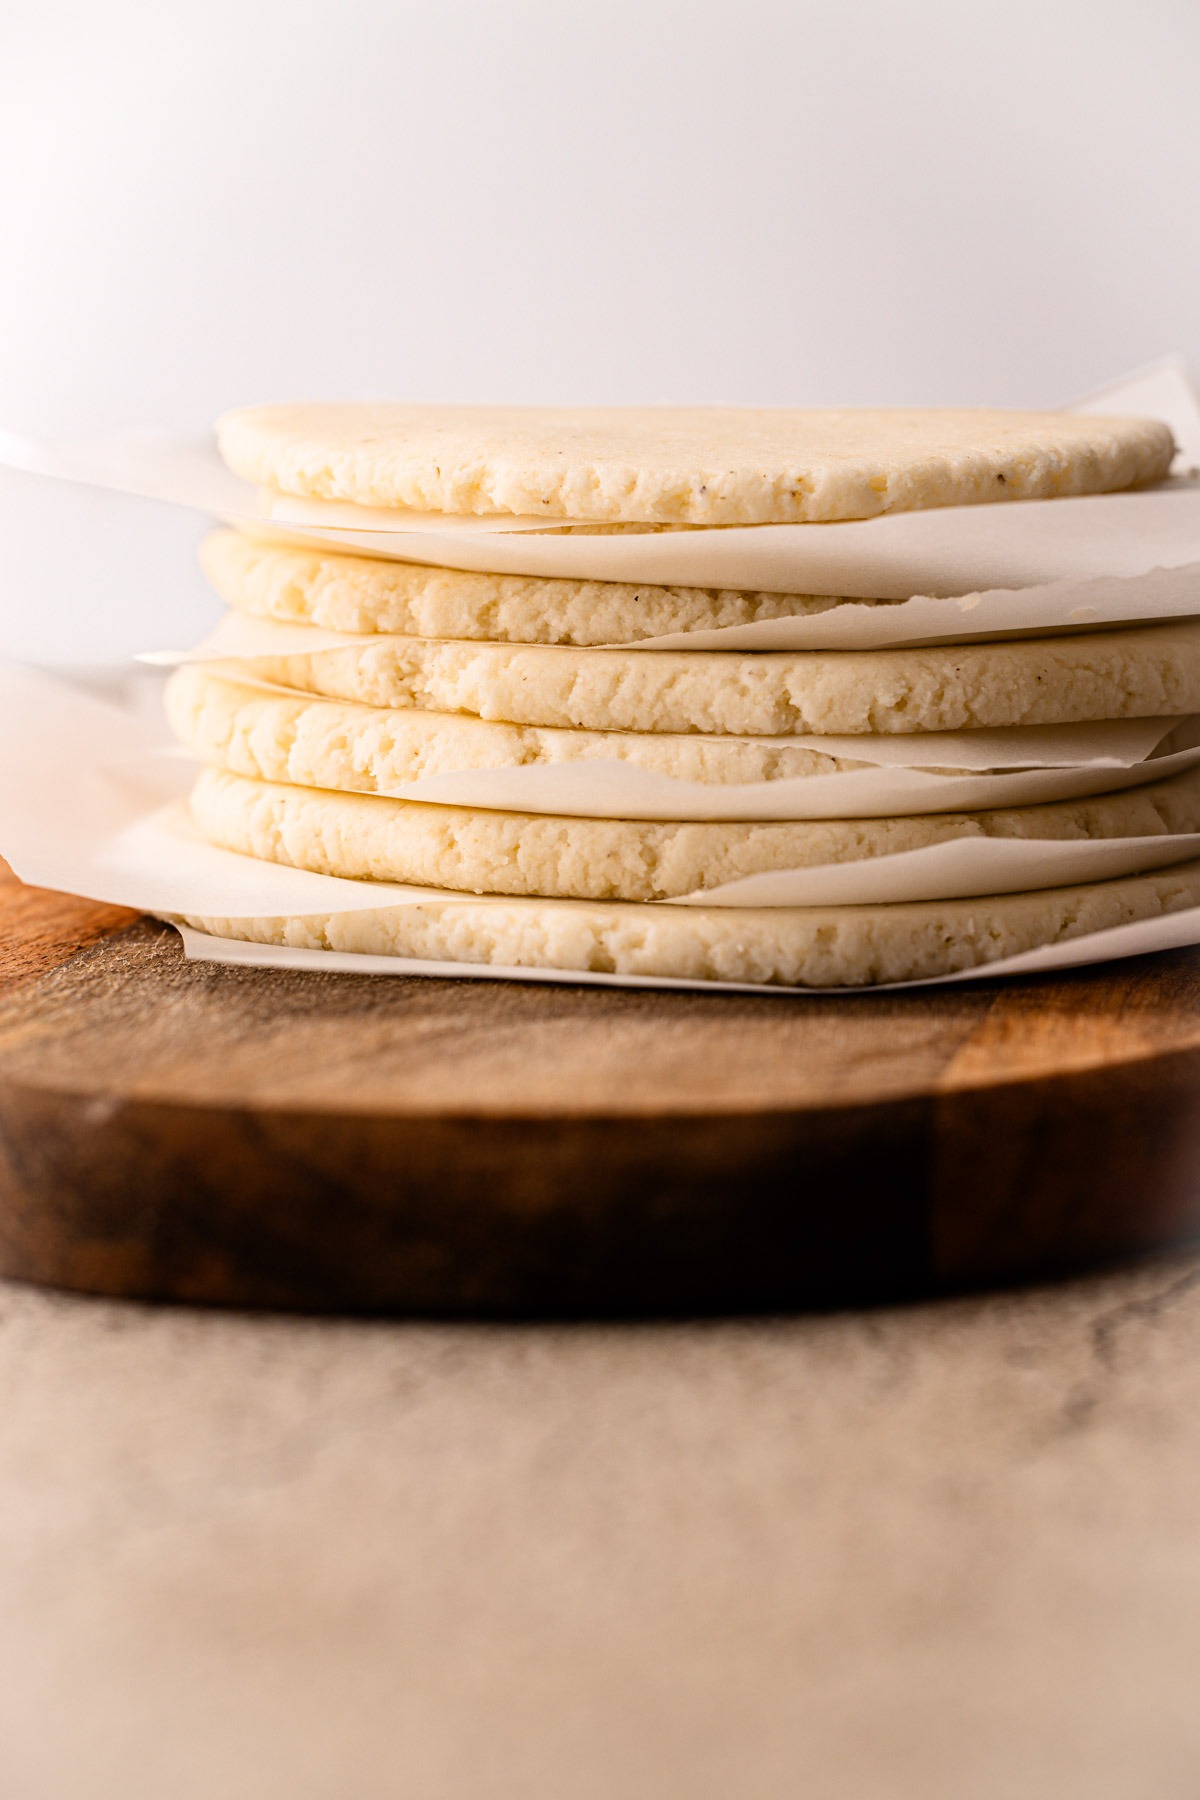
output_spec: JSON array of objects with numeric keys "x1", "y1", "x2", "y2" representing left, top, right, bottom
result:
[
  {"x1": 165, "y1": 666, "x2": 889, "y2": 793},
  {"x1": 187, "y1": 765, "x2": 1200, "y2": 904},
  {"x1": 215, "y1": 403, "x2": 1174, "y2": 526},
  {"x1": 172, "y1": 859, "x2": 1200, "y2": 989},
  {"x1": 237, "y1": 619, "x2": 1200, "y2": 737},
  {"x1": 201, "y1": 529, "x2": 903, "y2": 646}
]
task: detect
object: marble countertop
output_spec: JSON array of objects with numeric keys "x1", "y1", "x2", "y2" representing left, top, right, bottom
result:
[{"x1": 2, "y1": 1253, "x2": 1198, "y2": 1799}]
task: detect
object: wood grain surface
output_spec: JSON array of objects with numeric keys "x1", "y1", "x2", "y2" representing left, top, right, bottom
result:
[{"x1": 2, "y1": 857, "x2": 1200, "y2": 1313}]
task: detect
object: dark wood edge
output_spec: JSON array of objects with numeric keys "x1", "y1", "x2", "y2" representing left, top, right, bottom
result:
[{"x1": 2, "y1": 1037, "x2": 1199, "y2": 1316}]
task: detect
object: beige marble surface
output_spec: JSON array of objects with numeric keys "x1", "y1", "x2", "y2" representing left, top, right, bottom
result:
[{"x1": 1, "y1": 1255, "x2": 1198, "y2": 1800}]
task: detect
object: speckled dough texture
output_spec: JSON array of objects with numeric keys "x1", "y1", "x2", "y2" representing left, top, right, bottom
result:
[
  {"x1": 165, "y1": 666, "x2": 883, "y2": 793},
  {"x1": 240, "y1": 620, "x2": 1200, "y2": 737},
  {"x1": 216, "y1": 404, "x2": 1174, "y2": 526},
  {"x1": 187, "y1": 766, "x2": 1200, "y2": 903},
  {"x1": 201, "y1": 530, "x2": 897, "y2": 645},
  {"x1": 173, "y1": 859, "x2": 1200, "y2": 987}
]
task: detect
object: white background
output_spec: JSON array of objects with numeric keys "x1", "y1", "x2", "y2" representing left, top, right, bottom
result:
[{"x1": 1, "y1": 0, "x2": 1198, "y2": 663}]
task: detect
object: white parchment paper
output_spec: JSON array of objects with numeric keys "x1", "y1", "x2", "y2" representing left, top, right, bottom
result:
[
  {"x1": 3, "y1": 364, "x2": 1199, "y2": 604},
  {"x1": 4, "y1": 663, "x2": 1200, "y2": 992},
  {"x1": 211, "y1": 744, "x2": 1200, "y2": 825},
  {"x1": 157, "y1": 662, "x2": 1200, "y2": 821}
]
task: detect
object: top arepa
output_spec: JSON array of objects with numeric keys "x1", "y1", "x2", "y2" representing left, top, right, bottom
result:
[{"x1": 215, "y1": 404, "x2": 1175, "y2": 528}]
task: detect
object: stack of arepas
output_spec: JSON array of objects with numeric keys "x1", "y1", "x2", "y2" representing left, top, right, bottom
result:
[{"x1": 164, "y1": 403, "x2": 1200, "y2": 987}]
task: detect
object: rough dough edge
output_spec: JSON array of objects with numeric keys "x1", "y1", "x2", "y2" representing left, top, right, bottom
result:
[
  {"x1": 171, "y1": 857, "x2": 1200, "y2": 988},
  {"x1": 216, "y1": 405, "x2": 1175, "y2": 526},
  {"x1": 199, "y1": 528, "x2": 901, "y2": 646},
  {"x1": 186, "y1": 764, "x2": 1200, "y2": 904},
  {"x1": 241, "y1": 619, "x2": 1200, "y2": 738},
  {"x1": 164, "y1": 664, "x2": 875, "y2": 791}
]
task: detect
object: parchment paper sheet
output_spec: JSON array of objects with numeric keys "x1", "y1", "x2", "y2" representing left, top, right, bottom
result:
[
  {"x1": 5, "y1": 663, "x2": 1200, "y2": 992},
  {"x1": 3, "y1": 365, "x2": 1199, "y2": 606},
  {"x1": 156, "y1": 662, "x2": 1200, "y2": 821},
  {"x1": 148, "y1": 546, "x2": 1200, "y2": 653},
  {"x1": 220, "y1": 479, "x2": 1200, "y2": 606}
]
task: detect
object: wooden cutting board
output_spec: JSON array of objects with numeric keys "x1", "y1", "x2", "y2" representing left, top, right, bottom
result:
[{"x1": 2, "y1": 856, "x2": 1200, "y2": 1315}]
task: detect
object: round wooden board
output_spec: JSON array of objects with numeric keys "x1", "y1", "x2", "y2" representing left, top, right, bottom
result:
[{"x1": 3, "y1": 858, "x2": 1200, "y2": 1315}]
